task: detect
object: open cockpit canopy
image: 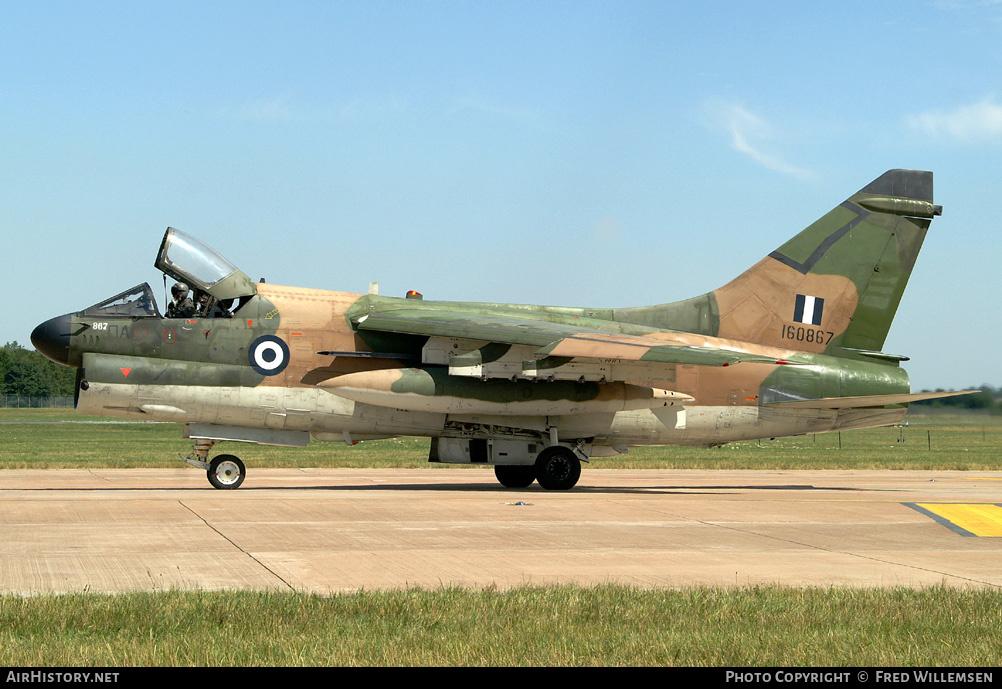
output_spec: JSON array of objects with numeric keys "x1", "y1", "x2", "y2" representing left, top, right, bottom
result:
[{"x1": 155, "y1": 227, "x2": 257, "y2": 302}]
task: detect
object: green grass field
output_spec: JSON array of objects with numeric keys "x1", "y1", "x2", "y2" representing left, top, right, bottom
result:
[
  {"x1": 1, "y1": 586, "x2": 1000, "y2": 666},
  {"x1": 2, "y1": 407, "x2": 1000, "y2": 471},
  {"x1": 2, "y1": 408, "x2": 1000, "y2": 666}
]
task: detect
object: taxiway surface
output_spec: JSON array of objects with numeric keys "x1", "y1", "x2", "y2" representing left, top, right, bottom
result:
[{"x1": 1, "y1": 468, "x2": 1000, "y2": 594}]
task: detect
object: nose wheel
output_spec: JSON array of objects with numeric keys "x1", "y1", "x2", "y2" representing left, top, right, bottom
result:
[
  {"x1": 207, "y1": 454, "x2": 246, "y2": 490},
  {"x1": 180, "y1": 439, "x2": 247, "y2": 489}
]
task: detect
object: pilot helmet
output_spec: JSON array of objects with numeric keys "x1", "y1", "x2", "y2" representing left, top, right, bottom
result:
[{"x1": 171, "y1": 282, "x2": 189, "y2": 300}]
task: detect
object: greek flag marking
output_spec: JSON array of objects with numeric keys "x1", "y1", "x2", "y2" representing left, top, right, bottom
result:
[{"x1": 794, "y1": 294, "x2": 824, "y2": 325}]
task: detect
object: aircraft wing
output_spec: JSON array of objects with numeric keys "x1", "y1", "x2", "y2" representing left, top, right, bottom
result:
[
  {"x1": 533, "y1": 332, "x2": 793, "y2": 366},
  {"x1": 354, "y1": 308, "x2": 797, "y2": 368}
]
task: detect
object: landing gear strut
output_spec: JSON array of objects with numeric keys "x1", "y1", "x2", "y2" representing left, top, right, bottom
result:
[{"x1": 180, "y1": 439, "x2": 247, "y2": 490}]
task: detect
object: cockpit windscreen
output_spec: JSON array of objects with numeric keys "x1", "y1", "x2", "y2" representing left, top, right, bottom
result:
[{"x1": 81, "y1": 284, "x2": 160, "y2": 318}]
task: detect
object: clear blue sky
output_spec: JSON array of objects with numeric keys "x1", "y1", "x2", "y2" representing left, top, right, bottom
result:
[{"x1": 2, "y1": 1, "x2": 1000, "y2": 391}]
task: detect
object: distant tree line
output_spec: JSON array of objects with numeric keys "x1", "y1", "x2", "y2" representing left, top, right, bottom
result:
[
  {"x1": 912, "y1": 385, "x2": 1001, "y2": 413},
  {"x1": 1, "y1": 342, "x2": 76, "y2": 397}
]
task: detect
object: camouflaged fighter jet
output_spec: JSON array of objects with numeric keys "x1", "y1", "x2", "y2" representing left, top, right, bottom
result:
[{"x1": 31, "y1": 169, "x2": 974, "y2": 490}]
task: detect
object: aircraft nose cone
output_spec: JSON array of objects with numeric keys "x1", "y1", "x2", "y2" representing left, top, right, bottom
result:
[{"x1": 31, "y1": 313, "x2": 74, "y2": 366}]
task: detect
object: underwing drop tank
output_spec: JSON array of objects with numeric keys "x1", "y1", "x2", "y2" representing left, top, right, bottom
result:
[{"x1": 318, "y1": 367, "x2": 691, "y2": 416}]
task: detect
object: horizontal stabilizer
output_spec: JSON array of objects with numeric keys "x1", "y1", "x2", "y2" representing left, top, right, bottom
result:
[{"x1": 764, "y1": 389, "x2": 979, "y2": 409}]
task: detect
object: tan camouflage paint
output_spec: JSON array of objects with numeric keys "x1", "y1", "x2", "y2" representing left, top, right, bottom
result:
[
  {"x1": 253, "y1": 283, "x2": 364, "y2": 388},
  {"x1": 713, "y1": 258, "x2": 858, "y2": 351}
]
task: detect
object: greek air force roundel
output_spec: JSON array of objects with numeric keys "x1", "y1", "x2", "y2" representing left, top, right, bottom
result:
[{"x1": 249, "y1": 335, "x2": 290, "y2": 376}]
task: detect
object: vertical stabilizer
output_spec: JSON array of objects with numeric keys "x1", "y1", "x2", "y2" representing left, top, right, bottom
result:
[{"x1": 617, "y1": 170, "x2": 940, "y2": 356}]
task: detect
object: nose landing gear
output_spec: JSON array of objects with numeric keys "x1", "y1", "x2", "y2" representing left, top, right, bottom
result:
[{"x1": 180, "y1": 439, "x2": 247, "y2": 490}]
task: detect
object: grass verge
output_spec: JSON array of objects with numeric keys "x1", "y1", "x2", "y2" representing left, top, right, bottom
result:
[{"x1": 2, "y1": 585, "x2": 1000, "y2": 666}]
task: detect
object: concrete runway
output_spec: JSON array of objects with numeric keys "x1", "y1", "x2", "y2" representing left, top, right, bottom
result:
[{"x1": 1, "y1": 467, "x2": 1000, "y2": 594}]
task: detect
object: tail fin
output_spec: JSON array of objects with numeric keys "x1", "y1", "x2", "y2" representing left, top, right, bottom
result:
[{"x1": 617, "y1": 170, "x2": 940, "y2": 356}]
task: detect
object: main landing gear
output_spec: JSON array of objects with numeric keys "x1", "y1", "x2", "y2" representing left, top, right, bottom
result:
[
  {"x1": 494, "y1": 445, "x2": 582, "y2": 491},
  {"x1": 181, "y1": 439, "x2": 246, "y2": 490},
  {"x1": 534, "y1": 445, "x2": 582, "y2": 490}
]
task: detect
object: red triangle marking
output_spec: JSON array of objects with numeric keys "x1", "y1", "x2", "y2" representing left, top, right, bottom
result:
[{"x1": 121, "y1": 368, "x2": 132, "y2": 378}]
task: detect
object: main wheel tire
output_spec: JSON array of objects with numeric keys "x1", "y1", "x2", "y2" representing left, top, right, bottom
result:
[
  {"x1": 494, "y1": 464, "x2": 536, "y2": 488},
  {"x1": 534, "y1": 446, "x2": 581, "y2": 491},
  {"x1": 207, "y1": 454, "x2": 246, "y2": 490}
]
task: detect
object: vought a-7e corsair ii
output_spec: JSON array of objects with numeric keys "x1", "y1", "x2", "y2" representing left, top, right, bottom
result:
[{"x1": 32, "y1": 170, "x2": 972, "y2": 490}]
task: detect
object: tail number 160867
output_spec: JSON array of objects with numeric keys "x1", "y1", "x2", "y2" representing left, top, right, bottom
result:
[{"x1": 781, "y1": 324, "x2": 833, "y2": 345}]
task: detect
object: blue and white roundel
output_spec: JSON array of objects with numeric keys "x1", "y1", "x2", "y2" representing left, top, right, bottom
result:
[{"x1": 249, "y1": 335, "x2": 290, "y2": 376}]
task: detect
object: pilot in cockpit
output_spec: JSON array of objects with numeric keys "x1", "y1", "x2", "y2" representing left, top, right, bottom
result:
[
  {"x1": 195, "y1": 291, "x2": 232, "y2": 318},
  {"x1": 166, "y1": 282, "x2": 196, "y2": 318}
]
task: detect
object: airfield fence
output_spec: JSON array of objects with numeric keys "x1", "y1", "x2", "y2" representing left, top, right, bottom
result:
[{"x1": 0, "y1": 395, "x2": 74, "y2": 408}]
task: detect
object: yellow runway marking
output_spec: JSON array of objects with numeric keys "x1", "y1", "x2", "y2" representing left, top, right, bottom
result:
[{"x1": 911, "y1": 503, "x2": 1002, "y2": 537}]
